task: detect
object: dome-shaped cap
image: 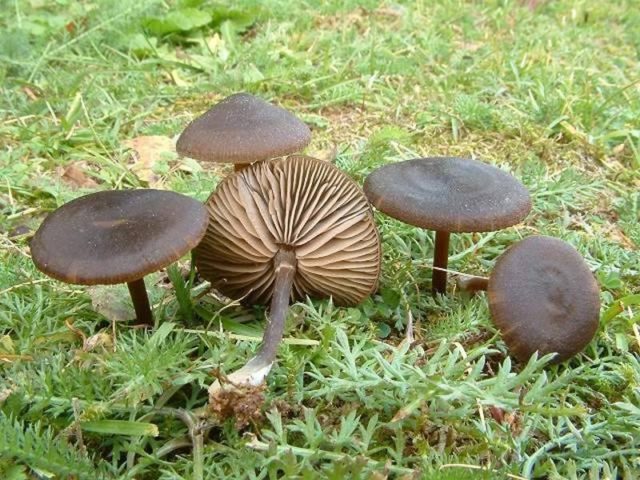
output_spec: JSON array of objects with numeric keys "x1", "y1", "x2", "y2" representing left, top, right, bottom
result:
[
  {"x1": 31, "y1": 190, "x2": 209, "y2": 285},
  {"x1": 364, "y1": 157, "x2": 531, "y2": 233},
  {"x1": 195, "y1": 156, "x2": 381, "y2": 306},
  {"x1": 176, "y1": 93, "x2": 311, "y2": 165},
  {"x1": 488, "y1": 235, "x2": 600, "y2": 363}
]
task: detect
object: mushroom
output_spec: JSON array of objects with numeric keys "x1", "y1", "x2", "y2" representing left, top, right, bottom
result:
[
  {"x1": 194, "y1": 155, "x2": 381, "y2": 396},
  {"x1": 364, "y1": 157, "x2": 531, "y2": 295},
  {"x1": 176, "y1": 92, "x2": 311, "y2": 172},
  {"x1": 488, "y1": 235, "x2": 600, "y2": 363},
  {"x1": 30, "y1": 189, "x2": 208, "y2": 326}
]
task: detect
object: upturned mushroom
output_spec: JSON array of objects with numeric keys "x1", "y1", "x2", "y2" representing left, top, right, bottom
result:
[
  {"x1": 176, "y1": 92, "x2": 311, "y2": 172},
  {"x1": 194, "y1": 155, "x2": 381, "y2": 397},
  {"x1": 487, "y1": 235, "x2": 600, "y2": 363},
  {"x1": 364, "y1": 157, "x2": 531, "y2": 295},
  {"x1": 30, "y1": 189, "x2": 208, "y2": 326}
]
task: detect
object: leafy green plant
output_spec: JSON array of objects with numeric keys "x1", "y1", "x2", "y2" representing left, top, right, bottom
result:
[
  {"x1": 0, "y1": 414, "x2": 104, "y2": 478},
  {"x1": 142, "y1": 2, "x2": 261, "y2": 40}
]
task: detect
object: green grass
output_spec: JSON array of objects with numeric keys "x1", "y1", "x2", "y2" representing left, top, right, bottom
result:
[{"x1": 1, "y1": 0, "x2": 639, "y2": 478}]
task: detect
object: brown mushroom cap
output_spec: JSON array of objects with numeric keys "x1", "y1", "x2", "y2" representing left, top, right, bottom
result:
[
  {"x1": 194, "y1": 155, "x2": 381, "y2": 306},
  {"x1": 487, "y1": 235, "x2": 600, "y2": 363},
  {"x1": 31, "y1": 189, "x2": 209, "y2": 285},
  {"x1": 176, "y1": 93, "x2": 311, "y2": 165},
  {"x1": 364, "y1": 157, "x2": 531, "y2": 233}
]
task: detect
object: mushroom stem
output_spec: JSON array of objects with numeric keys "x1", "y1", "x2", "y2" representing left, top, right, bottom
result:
[
  {"x1": 127, "y1": 278, "x2": 153, "y2": 326},
  {"x1": 456, "y1": 275, "x2": 489, "y2": 293},
  {"x1": 432, "y1": 231, "x2": 450, "y2": 295},
  {"x1": 256, "y1": 249, "x2": 297, "y2": 364},
  {"x1": 210, "y1": 250, "x2": 296, "y2": 395}
]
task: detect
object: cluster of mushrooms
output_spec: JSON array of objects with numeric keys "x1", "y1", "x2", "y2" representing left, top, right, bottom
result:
[{"x1": 30, "y1": 93, "x2": 601, "y2": 410}]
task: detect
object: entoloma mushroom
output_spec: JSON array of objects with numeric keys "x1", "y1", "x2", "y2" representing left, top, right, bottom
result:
[
  {"x1": 176, "y1": 92, "x2": 311, "y2": 172},
  {"x1": 195, "y1": 155, "x2": 381, "y2": 397},
  {"x1": 30, "y1": 190, "x2": 208, "y2": 326},
  {"x1": 488, "y1": 235, "x2": 600, "y2": 363},
  {"x1": 364, "y1": 157, "x2": 531, "y2": 295}
]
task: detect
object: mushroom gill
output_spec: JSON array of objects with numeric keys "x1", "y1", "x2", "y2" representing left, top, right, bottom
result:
[
  {"x1": 195, "y1": 155, "x2": 380, "y2": 306},
  {"x1": 195, "y1": 155, "x2": 380, "y2": 396}
]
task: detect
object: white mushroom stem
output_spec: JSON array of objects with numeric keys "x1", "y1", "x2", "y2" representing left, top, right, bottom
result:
[{"x1": 209, "y1": 250, "x2": 297, "y2": 396}]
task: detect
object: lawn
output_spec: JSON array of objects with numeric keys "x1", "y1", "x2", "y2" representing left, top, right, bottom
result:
[{"x1": 1, "y1": 0, "x2": 639, "y2": 478}]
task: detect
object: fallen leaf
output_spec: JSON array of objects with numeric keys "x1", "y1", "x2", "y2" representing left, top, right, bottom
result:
[
  {"x1": 124, "y1": 135, "x2": 177, "y2": 188},
  {"x1": 83, "y1": 332, "x2": 113, "y2": 352},
  {"x1": 0, "y1": 335, "x2": 15, "y2": 354},
  {"x1": 87, "y1": 285, "x2": 135, "y2": 323},
  {"x1": 57, "y1": 162, "x2": 98, "y2": 189},
  {"x1": 307, "y1": 143, "x2": 339, "y2": 163},
  {"x1": 87, "y1": 273, "x2": 164, "y2": 322}
]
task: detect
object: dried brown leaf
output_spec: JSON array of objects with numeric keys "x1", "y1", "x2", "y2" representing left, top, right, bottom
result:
[
  {"x1": 83, "y1": 332, "x2": 113, "y2": 352},
  {"x1": 307, "y1": 143, "x2": 338, "y2": 163},
  {"x1": 57, "y1": 162, "x2": 99, "y2": 189},
  {"x1": 124, "y1": 135, "x2": 176, "y2": 188},
  {"x1": 87, "y1": 285, "x2": 135, "y2": 323}
]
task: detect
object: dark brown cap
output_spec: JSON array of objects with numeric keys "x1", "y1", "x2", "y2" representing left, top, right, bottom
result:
[
  {"x1": 31, "y1": 189, "x2": 208, "y2": 285},
  {"x1": 364, "y1": 157, "x2": 531, "y2": 232},
  {"x1": 176, "y1": 93, "x2": 311, "y2": 165},
  {"x1": 488, "y1": 235, "x2": 600, "y2": 363},
  {"x1": 195, "y1": 156, "x2": 381, "y2": 306}
]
